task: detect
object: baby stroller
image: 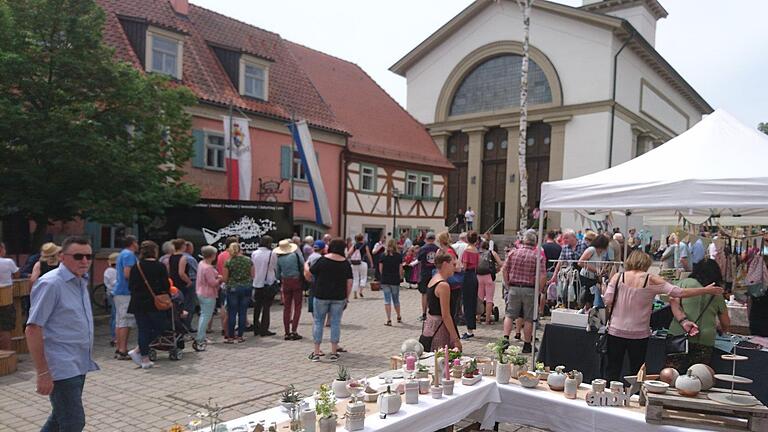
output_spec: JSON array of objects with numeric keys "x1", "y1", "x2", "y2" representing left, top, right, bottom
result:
[{"x1": 148, "y1": 286, "x2": 192, "y2": 361}]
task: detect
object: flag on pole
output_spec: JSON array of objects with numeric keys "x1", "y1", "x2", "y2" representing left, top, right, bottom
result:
[
  {"x1": 288, "y1": 120, "x2": 333, "y2": 227},
  {"x1": 223, "y1": 116, "x2": 252, "y2": 200}
]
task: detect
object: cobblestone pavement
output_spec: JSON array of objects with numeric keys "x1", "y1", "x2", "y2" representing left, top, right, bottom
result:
[{"x1": 0, "y1": 283, "x2": 547, "y2": 432}]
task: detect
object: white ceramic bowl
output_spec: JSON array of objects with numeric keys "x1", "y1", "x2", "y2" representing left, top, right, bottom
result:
[
  {"x1": 643, "y1": 380, "x2": 670, "y2": 394},
  {"x1": 518, "y1": 372, "x2": 540, "y2": 388}
]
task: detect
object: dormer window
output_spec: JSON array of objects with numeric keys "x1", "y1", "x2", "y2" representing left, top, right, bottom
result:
[
  {"x1": 145, "y1": 26, "x2": 184, "y2": 79},
  {"x1": 239, "y1": 54, "x2": 270, "y2": 101}
]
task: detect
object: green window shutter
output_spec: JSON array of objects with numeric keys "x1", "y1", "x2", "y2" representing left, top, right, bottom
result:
[
  {"x1": 192, "y1": 129, "x2": 205, "y2": 168},
  {"x1": 281, "y1": 146, "x2": 292, "y2": 179}
]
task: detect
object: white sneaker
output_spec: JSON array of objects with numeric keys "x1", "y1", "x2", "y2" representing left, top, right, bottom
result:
[
  {"x1": 140, "y1": 361, "x2": 154, "y2": 369},
  {"x1": 128, "y1": 349, "x2": 142, "y2": 366}
]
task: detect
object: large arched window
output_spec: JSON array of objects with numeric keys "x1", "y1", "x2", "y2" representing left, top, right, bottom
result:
[{"x1": 449, "y1": 54, "x2": 552, "y2": 116}]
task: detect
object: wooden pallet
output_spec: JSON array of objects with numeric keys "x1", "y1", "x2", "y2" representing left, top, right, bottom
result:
[
  {"x1": 0, "y1": 285, "x2": 11, "y2": 306},
  {"x1": 646, "y1": 387, "x2": 768, "y2": 432},
  {"x1": 11, "y1": 297, "x2": 26, "y2": 337},
  {"x1": 0, "y1": 350, "x2": 17, "y2": 376}
]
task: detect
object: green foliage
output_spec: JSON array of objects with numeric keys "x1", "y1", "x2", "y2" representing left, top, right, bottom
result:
[
  {"x1": 759, "y1": 122, "x2": 768, "y2": 135},
  {"x1": 315, "y1": 384, "x2": 335, "y2": 419},
  {"x1": 336, "y1": 364, "x2": 350, "y2": 381},
  {"x1": 280, "y1": 384, "x2": 302, "y2": 404},
  {"x1": 0, "y1": 0, "x2": 198, "y2": 236}
]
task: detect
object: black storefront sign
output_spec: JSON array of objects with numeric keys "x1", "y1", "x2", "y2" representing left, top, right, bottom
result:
[{"x1": 141, "y1": 199, "x2": 293, "y2": 254}]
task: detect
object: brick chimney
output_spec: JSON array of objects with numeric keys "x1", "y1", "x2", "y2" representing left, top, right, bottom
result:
[{"x1": 169, "y1": 0, "x2": 189, "y2": 15}]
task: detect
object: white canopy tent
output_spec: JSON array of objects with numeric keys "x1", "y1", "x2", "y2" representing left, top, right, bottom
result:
[{"x1": 529, "y1": 109, "x2": 768, "y2": 364}]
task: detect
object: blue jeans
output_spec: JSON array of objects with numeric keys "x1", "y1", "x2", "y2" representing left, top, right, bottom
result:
[
  {"x1": 381, "y1": 284, "x2": 400, "y2": 306},
  {"x1": 107, "y1": 294, "x2": 116, "y2": 341},
  {"x1": 227, "y1": 286, "x2": 252, "y2": 338},
  {"x1": 134, "y1": 310, "x2": 167, "y2": 356},
  {"x1": 41, "y1": 374, "x2": 86, "y2": 432},
  {"x1": 313, "y1": 298, "x2": 345, "y2": 344},
  {"x1": 196, "y1": 296, "x2": 216, "y2": 343}
]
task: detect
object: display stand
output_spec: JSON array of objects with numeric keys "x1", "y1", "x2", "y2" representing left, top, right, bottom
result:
[{"x1": 709, "y1": 353, "x2": 759, "y2": 407}]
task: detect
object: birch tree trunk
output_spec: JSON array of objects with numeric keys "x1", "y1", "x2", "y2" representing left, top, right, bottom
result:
[{"x1": 516, "y1": 0, "x2": 532, "y2": 231}]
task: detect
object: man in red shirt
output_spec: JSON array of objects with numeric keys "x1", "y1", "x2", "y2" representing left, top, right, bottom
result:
[{"x1": 502, "y1": 229, "x2": 546, "y2": 353}]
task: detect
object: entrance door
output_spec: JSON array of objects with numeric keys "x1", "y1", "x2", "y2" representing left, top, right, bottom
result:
[
  {"x1": 481, "y1": 127, "x2": 507, "y2": 234},
  {"x1": 446, "y1": 132, "x2": 468, "y2": 228},
  {"x1": 524, "y1": 122, "x2": 551, "y2": 224}
]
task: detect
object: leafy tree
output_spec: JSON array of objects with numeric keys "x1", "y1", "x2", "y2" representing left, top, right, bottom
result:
[
  {"x1": 759, "y1": 122, "x2": 768, "y2": 135},
  {"x1": 0, "y1": 0, "x2": 199, "y2": 246}
]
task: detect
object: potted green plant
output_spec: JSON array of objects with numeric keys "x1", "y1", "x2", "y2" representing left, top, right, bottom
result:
[
  {"x1": 332, "y1": 365, "x2": 351, "y2": 398},
  {"x1": 315, "y1": 384, "x2": 337, "y2": 432},
  {"x1": 279, "y1": 384, "x2": 302, "y2": 410},
  {"x1": 508, "y1": 345, "x2": 528, "y2": 378},
  {"x1": 415, "y1": 363, "x2": 429, "y2": 379},
  {"x1": 487, "y1": 338, "x2": 511, "y2": 384}
]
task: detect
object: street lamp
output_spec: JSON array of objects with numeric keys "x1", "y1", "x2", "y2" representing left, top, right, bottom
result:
[{"x1": 392, "y1": 187, "x2": 400, "y2": 238}]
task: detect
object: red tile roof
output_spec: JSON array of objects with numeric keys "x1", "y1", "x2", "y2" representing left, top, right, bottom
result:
[
  {"x1": 286, "y1": 41, "x2": 454, "y2": 170},
  {"x1": 97, "y1": 0, "x2": 345, "y2": 134}
]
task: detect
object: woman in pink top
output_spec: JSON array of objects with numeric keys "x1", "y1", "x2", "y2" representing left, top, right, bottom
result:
[
  {"x1": 603, "y1": 251, "x2": 722, "y2": 382},
  {"x1": 195, "y1": 245, "x2": 222, "y2": 347}
]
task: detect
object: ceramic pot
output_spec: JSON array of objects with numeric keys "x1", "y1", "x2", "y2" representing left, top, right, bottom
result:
[
  {"x1": 676, "y1": 370, "x2": 701, "y2": 397},
  {"x1": 377, "y1": 389, "x2": 402, "y2": 414},
  {"x1": 687, "y1": 363, "x2": 715, "y2": 391},
  {"x1": 547, "y1": 366, "x2": 567, "y2": 391},
  {"x1": 333, "y1": 379, "x2": 351, "y2": 398},
  {"x1": 518, "y1": 371, "x2": 540, "y2": 388},
  {"x1": 431, "y1": 385, "x2": 443, "y2": 399},
  {"x1": 442, "y1": 379, "x2": 454, "y2": 395},
  {"x1": 301, "y1": 408, "x2": 316, "y2": 432},
  {"x1": 609, "y1": 381, "x2": 624, "y2": 393},
  {"x1": 415, "y1": 371, "x2": 429, "y2": 379},
  {"x1": 511, "y1": 364, "x2": 524, "y2": 379},
  {"x1": 496, "y1": 362, "x2": 511, "y2": 384},
  {"x1": 404, "y1": 380, "x2": 419, "y2": 404},
  {"x1": 344, "y1": 401, "x2": 365, "y2": 431},
  {"x1": 659, "y1": 368, "x2": 680, "y2": 388},
  {"x1": 318, "y1": 416, "x2": 337, "y2": 432},
  {"x1": 591, "y1": 379, "x2": 606, "y2": 393},
  {"x1": 418, "y1": 378, "x2": 431, "y2": 394},
  {"x1": 564, "y1": 377, "x2": 578, "y2": 399},
  {"x1": 572, "y1": 370, "x2": 583, "y2": 387}
]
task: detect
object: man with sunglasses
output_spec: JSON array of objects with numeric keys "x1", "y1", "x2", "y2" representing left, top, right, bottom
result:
[{"x1": 26, "y1": 236, "x2": 99, "y2": 432}]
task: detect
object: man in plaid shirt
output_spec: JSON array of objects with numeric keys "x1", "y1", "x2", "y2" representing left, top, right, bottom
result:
[
  {"x1": 502, "y1": 230, "x2": 546, "y2": 353},
  {"x1": 548, "y1": 229, "x2": 587, "y2": 285}
]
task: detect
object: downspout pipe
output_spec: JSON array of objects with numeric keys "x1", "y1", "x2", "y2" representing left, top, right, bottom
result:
[{"x1": 608, "y1": 27, "x2": 636, "y2": 168}]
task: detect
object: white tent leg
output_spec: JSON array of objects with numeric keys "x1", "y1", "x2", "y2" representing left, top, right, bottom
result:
[
  {"x1": 532, "y1": 211, "x2": 545, "y2": 366},
  {"x1": 624, "y1": 212, "x2": 629, "y2": 260}
]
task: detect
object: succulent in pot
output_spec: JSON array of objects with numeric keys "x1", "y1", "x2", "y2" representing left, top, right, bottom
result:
[
  {"x1": 279, "y1": 384, "x2": 303, "y2": 410},
  {"x1": 332, "y1": 365, "x2": 351, "y2": 398}
]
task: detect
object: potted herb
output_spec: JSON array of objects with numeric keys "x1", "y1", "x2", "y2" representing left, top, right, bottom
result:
[
  {"x1": 279, "y1": 384, "x2": 303, "y2": 410},
  {"x1": 415, "y1": 363, "x2": 429, "y2": 379},
  {"x1": 315, "y1": 384, "x2": 337, "y2": 432},
  {"x1": 487, "y1": 338, "x2": 512, "y2": 384},
  {"x1": 332, "y1": 365, "x2": 351, "y2": 398},
  {"x1": 508, "y1": 345, "x2": 528, "y2": 378}
]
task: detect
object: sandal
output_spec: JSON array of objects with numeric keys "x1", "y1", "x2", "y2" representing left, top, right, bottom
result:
[
  {"x1": 397, "y1": 316, "x2": 402, "y2": 323},
  {"x1": 328, "y1": 353, "x2": 340, "y2": 361},
  {"x1": 336, "y1": 347, "x2": 348, "y2": 353},
  {"x1": 236, "y1": 337, "x2": 246, "y2": 343},
  {"x1": 224, "y1": 338, "x2": 234, "y2": 344},
  {"x1": 385, "y1": 320, "x2": 392, "y2": 326}
]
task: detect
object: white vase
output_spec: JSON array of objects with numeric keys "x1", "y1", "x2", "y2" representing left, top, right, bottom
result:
[
  {"x1": 318, "y1": 416, "x2": 337, "y2": 432},
  {"x1": 332, "y1": 379, "x2": 350, "y2": 398},
  {"x1": 496, "y1": 362, "x2": 511, "y2": 384},
  {"x1": 547, "y1": 366, "x2": 567, "y2": 391},
  {"x1": 511, "y1": 364, "x2": 523, "y2": 379},
  {"x1": 301, "y1": 408, "x2": 316, "y2": 432}
]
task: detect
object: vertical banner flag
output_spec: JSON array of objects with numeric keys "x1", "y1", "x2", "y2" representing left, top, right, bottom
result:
[
  {"x1": 223, "y1": 116, "x2": 252, "y2": 200},
  {"x1": 288, "y1": 120, "x2": 333, "y2": 227}
]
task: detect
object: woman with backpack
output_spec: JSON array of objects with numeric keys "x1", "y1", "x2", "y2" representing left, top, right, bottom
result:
[
  {"x1": 477, "y1": 240, "x2": 503, "y2": 325},
  {"x1": 347, "y1": 233, "x2": 373, "y2": 299}
]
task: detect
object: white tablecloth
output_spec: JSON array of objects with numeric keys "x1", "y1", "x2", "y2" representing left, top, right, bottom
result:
[
  {"x1": 218, "y1": 376, "x2": 501, "y2": 432},
  {"x1": 490, "y1": 382, "x2": 707, "y2": 432}
]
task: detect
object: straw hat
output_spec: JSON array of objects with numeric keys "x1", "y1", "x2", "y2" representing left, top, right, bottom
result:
[
  {"x1": 108, "y1": 252, "x2": 119, "y2": 265},
  {"x1": 274, "y1": 239, "x2": 298, "y2": 255},
  {"x1": 40, "y1": 242, "x2": 61, "y2": 257}
]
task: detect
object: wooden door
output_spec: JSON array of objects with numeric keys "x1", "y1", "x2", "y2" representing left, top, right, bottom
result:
[
  {"x1": 481, "y1": 127, "x2": 507, "y2": 234},
  {"x1": 524, "y1": 123, "x2": 551, "y2": 223},
  {"x1": 446, "y1": 132, "x2": 468, "y2": 227}
]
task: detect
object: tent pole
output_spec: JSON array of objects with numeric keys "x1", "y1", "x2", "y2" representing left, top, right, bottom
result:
[
  {"x1": 624, "y1": 212, "x2": 629, "y2": 260},
  {"x1": 532, "y1": 210, "x2": 545, "y2": 366}
]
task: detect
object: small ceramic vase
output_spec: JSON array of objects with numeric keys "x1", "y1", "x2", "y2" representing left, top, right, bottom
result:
[
  {"x1": 591, "y1": 379, "x2": 606, "y2": 393},
  {"x1": 333, "y1": 379, "x2": 351, "y2": 398},
  {"x1": 547, "y1": 365, "x2": 567, "y2": 391},
  {"x1": 318, "y1": 416, "x2": 337, "y2": 432},
  {"x1": 572, "y1": 370, "x2": 583, "y2": 387},
  {"x1": 442, "y1": 378, "x2": 455, "y2": 395},
  {"x1": 676, "y1": 370, "x2": 702, "y2": 397},
  {"x1": 344, "y1": 401, "x2": 365, "y2": 431},
  {"x1": 431, "y1": 385, "x2": 443, "y2": 399},
  {"x1": 564, "y1": 376, "x2": 578, "y2": 399},
  {"x1": 496, "y1": 362, "x2": 511, "y2": 384},
  {"x1": 609, "y1": 381, "x2": 624, "y2": 393},
  {"x1": 511, "y1": 364, "x2": 523, "y2": 379},
  {"x1": 418, "y1": 378, "x2": 431, "y2": 394},
  {"x1": 377, "y1": 387, "x2": 402, "y2": 415},
  {"x1": 300, "y1": 408, "x2": 316, "y2": 432},
  {"x1": 405, "y1": 380, "x2": 419, "y2": 404}
]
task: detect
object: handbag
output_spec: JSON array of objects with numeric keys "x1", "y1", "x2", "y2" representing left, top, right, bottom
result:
[
  {"x1": 419, "y1": 319, "x2": 444, "y2": 352},
  {"x1": 263, "y1": 252, "x2": 281, "y2": 298},
  {"x1": 666, "y1": 294, "x2": 715, "y2": 355},
  {"x1": 596, "y1": 272, "x2": 624, "y2": 355},
  {"x1": 136, "y1": 261, "x2": 172, "y2": 311}
]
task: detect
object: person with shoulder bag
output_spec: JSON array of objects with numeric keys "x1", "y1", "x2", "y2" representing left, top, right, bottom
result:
[
  {"x1": 251, "y1": 236, "x2": 278, "y2": 337},
  {"x1": 274, "y1": 239, "x2": 305, "y2": 341},
  {"x1": 477, "y1": 240, "x2": 503, "y2": 325},
  {"x1": 420, "y1": 252, "x2": 463, "y2": 352},
  {"x1": 127, "y1": 241, "x2": 171, "y2": 369}
]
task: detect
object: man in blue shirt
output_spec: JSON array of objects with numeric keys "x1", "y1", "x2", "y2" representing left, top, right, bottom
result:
[
  {"x1": 114, "y1": 236, "x2": 138, "y2": 360},
  {"x1": 691, "y1": 235, "x2": 706, "y2": 266},
  {"x1": 26, "y1": 236, "x2": 99, "y2": 432}
]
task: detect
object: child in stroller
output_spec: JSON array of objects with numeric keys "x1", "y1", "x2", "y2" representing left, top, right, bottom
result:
[{"x1": 147, "y1": 284, "x2": 192, "y2": 361}]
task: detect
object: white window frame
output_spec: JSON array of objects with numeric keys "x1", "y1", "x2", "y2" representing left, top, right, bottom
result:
[
  {"x1": 239, "y1": 54, "x2": 270, "y2": 101},
  {"x1": 145, "y1": 26, "x2": 184, "y2": 79},
  {"x1": 292, "y1": 151, "x2": 307, "y2": 181},
  {"x1": 419, "y1": 174, "x2": 432, "y2": 198},
  {"x1": 359, "y1": 164, "x2": 377, "y2": 193},
  {"x1": 405, "y1": 173, "x2": 418, "y2": 196},
  {"x1": 204, "y1": 131, "x2": 226, "y2": 171}
]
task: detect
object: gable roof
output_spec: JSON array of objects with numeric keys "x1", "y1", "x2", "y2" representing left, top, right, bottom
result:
[
  {"x1": 390, "y1": 0, "x2": 711, "y2": 114},
  {"x1": 580, "y1": 0, "x2": 668, "y2": 20},
  {"x1": 97, "y1": 0, "x2": 346, "y2": 135},
  {"x1": 287, "y1": 41, "x2": 454, "y2": 171}
]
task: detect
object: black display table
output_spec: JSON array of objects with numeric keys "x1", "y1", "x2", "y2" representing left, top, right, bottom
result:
[{"x1": 537, "y1": 323, "x2": 767, "y2": 405}]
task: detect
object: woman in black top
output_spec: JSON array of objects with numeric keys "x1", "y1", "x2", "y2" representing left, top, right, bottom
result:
[
  {"x1": 378, "y1": 238, "x2": 403, "y2": 326},
  {"x1": 128, "y1": 240, "x2": 170, "y2": 369},
  {"x1": 308, "y1": 238, "x2": 353, "y2": 362},
  {"x1": 167, "y1": 238, "x2": 191, "y2": 290},
  {"x1": 421, "y1": 252, "x2": 462, "y2": 352}
]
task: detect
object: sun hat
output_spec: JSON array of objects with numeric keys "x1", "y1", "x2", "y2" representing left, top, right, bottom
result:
[
  {"x1": 274, "y1": 239, "x2": 299, "y2": 255},
  {"x1": 40, "y1": 242, "x2": 61, "y2": 257}
]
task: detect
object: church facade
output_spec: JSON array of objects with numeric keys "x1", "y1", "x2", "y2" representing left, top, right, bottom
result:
[{"x1": 391, "y1": 0, "x2": 712, "y2": 233}]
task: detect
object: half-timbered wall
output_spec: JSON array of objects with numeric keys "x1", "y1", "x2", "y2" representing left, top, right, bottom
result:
[{"x1": 345, "y1": 160, "x2": 447, "y2": 238}]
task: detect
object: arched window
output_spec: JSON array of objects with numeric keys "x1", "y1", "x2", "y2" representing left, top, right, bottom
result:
[{"x1": 449, "y1": 55, "x2": 552, "y2": 116}]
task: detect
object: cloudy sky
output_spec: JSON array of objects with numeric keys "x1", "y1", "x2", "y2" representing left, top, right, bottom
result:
[{"x1": 192, "y1": 0, "x2": 767, "y2": 129}]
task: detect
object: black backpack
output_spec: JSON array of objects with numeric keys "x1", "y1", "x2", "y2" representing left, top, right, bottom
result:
[{"x1": 476, "y1": 250, "x2": 496, "y2": 276}]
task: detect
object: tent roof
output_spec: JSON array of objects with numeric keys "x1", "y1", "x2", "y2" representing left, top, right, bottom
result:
[{"x1": 540, "y1": 109, "x2": 768, "y2": 217}]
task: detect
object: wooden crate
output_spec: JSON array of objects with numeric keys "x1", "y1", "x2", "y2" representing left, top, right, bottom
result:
[
  {"x1": 646, "y1": 388, "x2": 768, "y2": 432},
  {"x1": 12, "y1": 279, "x2": 31, "y2": 298},
  {"x1": 0, "y1": 350, "x2": 17, "y2": 376},
  {"x1": 11, "y1": 336, "x2": 27, "y2": 354},
  {"x1": 10, "y1": 297, "x2": 25, "y2": 337},
  {"x1": 0, "y1": 285, "x2": 11, "y2": 306}
]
